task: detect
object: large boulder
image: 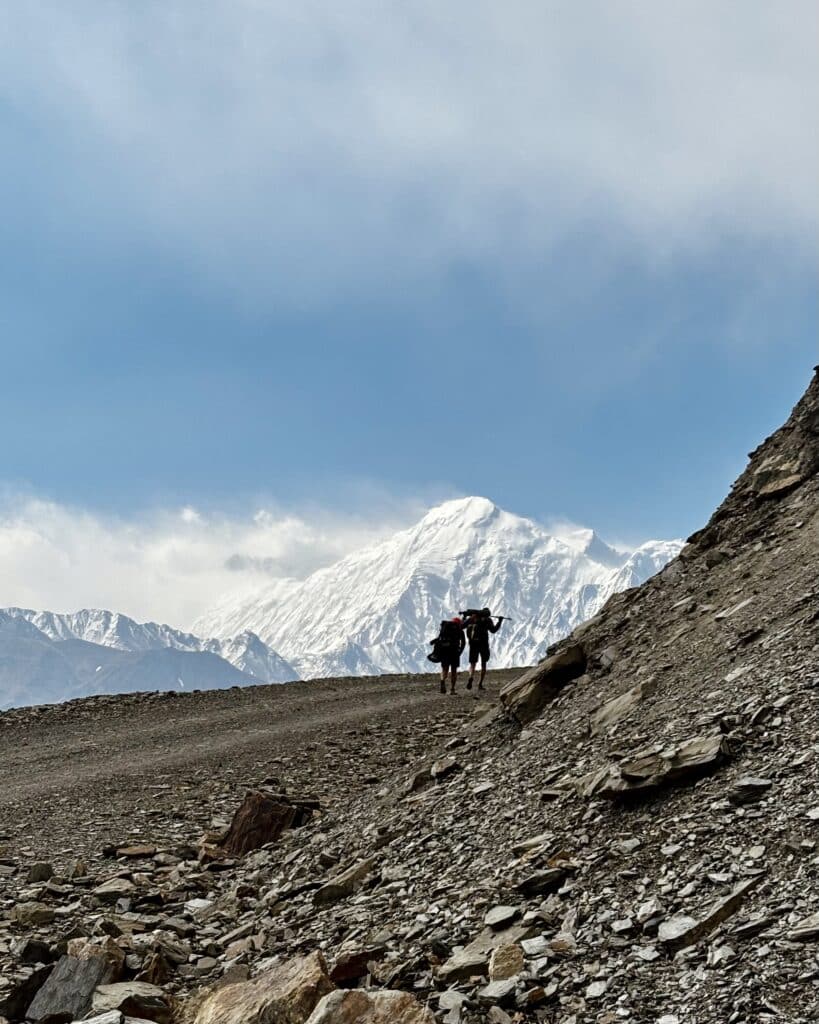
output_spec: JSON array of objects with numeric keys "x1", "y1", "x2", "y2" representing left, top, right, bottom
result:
[
  {"x1": 194, "y1": 952, "x2": 333, "y2": 1024},
  {"x1": 499, "y1": 644, "x2": 586, "y2": 725},
  {"x1": 305, "y1": 989, "x2": 434, "y2": 1023}
]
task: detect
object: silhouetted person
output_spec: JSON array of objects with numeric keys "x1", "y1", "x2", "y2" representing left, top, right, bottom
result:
[
  {"x1": 435, "y1": 616, "x2": 466, "y2": 694},
  {"x1": 465, "y1": 607, "x2": 502, "y2": 692}
]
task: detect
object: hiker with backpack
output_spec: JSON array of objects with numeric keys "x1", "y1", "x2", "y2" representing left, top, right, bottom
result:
[
  {"x1": 463, "y1": 607, "x2": 504, "y2": 692},
  {"x1": 429, "y1": 616, "x2": 466, "y2": 694}
]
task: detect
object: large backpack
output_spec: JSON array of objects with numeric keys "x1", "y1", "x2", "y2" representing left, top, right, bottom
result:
[
  {"x1": 438, "y1": 619, "x2": 460, "y2": 644},
  {"x1": 428, "y1": 619, "x2": 457, "y2": 663}
]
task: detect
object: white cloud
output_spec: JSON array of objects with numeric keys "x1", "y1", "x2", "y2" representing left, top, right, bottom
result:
[
  {"x1": 1, "y1": 2, "x2": 815, "y2": 305},
  {"x1": 0, "y1": 494, "x2": 424, "y2": 630}
]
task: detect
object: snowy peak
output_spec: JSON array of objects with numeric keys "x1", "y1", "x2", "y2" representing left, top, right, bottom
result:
[{"x1": 196, "y1": 497, "x2": 683, "y2": 679}]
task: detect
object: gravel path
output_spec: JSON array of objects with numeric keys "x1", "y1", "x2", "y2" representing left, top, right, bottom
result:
[{"x1": 0, "y1": 668, "x2": 520, "y2": 861}]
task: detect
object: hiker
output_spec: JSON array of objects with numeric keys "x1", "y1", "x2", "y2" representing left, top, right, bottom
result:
[
  {"x1": 431, "y1": 616, "x2": 466, "y2": 694},
  {"x1": 464, "y1": 607, "x2": 503, "y2": 692}
]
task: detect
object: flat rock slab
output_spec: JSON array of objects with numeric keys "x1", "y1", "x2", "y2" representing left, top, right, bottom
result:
[
  {"x1": 658, "y1": 876, "x2": 763, "y2": 953},
  {"x1": 590, "y1": 678, "x2": 656, "y2": 737},
  {"x1": 484, "y1": 906, "x2": 520, "y2": 930},
  {"x1": 92, "y1": 982, "x2": 173, "y2": 1024},
  {"x1": 579, "y1": 733, "x2": 732, "y2": 799},
  {"x1": 439, "y1": 925, "x2": 532, "y2": 982},
  {"x1": 788, "y1": 912, "x2": 819, "y2": 941},
  {"x1": 314, "y1": 859, "x2": 374, "y2": 905}
]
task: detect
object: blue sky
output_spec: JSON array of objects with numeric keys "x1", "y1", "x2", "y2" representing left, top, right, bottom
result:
[{"x1": 0, "y1": 2, "x2": 816, "y2": 624}]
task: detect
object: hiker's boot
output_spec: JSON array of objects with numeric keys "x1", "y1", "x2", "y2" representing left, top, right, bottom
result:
[{"x1": 466, "y1": 677, "x2": 473, "y2": 690}]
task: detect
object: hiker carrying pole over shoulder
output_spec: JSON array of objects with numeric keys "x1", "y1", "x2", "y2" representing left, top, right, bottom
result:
[{"x1": 463, "y1": 607, "x2": 504, "y2": 693}]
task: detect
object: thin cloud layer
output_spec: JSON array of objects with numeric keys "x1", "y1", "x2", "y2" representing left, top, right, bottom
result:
[
  {"x1": 2, "y1": 2, "x2": 815, "y2": 305},
  {"x1": 0, "y1": 495, "x2": 420, "y2": 630}
]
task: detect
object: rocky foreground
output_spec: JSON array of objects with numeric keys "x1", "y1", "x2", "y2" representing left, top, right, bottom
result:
[{"x1": 1, "y1": 369, "x2": 818, "y2": 1024}]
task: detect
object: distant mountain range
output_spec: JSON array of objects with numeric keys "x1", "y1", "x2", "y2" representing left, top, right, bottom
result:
[
  {"x1": 0, "y1": 497, "x2": 681, "y2": 708},
  {"x1": 0, "y1": 609, "x2": 296, "y2": 710}
]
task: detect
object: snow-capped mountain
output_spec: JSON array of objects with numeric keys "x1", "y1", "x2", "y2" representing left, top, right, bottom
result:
[
  {"x1": 0, "y1": 610, "x2": 271, "y2": 710},
  {"x1": 2, "y1": 608, "x2": 298, "y2": 685},
  {"x1": 195, "y1": 497, "x2": 683, "y2": 679}
]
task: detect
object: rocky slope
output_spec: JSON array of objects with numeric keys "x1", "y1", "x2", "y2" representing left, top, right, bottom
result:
[
  {"x1": 0, "y1": 368, "x2": 816, "y2": 1024},
  {"x1": 196, "y1": 497, "x2": 681, "y2": 679}
]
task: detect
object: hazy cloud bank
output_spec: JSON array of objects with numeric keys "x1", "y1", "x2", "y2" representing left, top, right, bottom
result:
[{"x1": 0, "y1": 493, "x2": 424, "y2": 630}]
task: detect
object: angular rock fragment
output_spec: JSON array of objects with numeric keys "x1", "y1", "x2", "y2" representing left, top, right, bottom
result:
[
  {"x1": 729, "y1": 776, "x2": 773, "y2": 804},
  {"x1": 27, "y1": 938, "x2": 124, "y2": 1024},
  {"x1": 91, "y1": 981, "x2": 173, "y2": 1023},
  {"x1": 313, "y1": 858, "x2": 374, "y2": 905},
  {"x1": 10, "y1": 901, "x2": 56, "y2": 925},
  {"x1": 430, "y1": 757, "x2": 460, "y2": 781},
  {"x1": 590, "y1": 677, "x2": 656, "y2": 737},
  {"x1": 329, "y1": 944, "x2": 387, "y2": 985},
  {"x1": 488, "y1": 944, "x2": 524, "y2": 981},
  {"x1": 221, "y1": 790, "x2": 316, "y2": 857},
  {"x1": 194, "y1": 952, "x2": 332, "y2": 1024},
  {"x1": 515, "y1": 868, "x2": 567, "y2": 896},
  {"x1": 499, "y1": 644, "x2": 586, "y2": 725},
  {"x1": 93, "y1": 877, "x2": 136, "y2": 903},
  {"x1": 658, "y1": 876, "x2": 763, "y2": 953},
  {"x1": 438, "y1": 925, "x2": 532, "y2": 982},
  {"x1": 484, "y1": 906, "x2": 519, "y2": 930},
  {"x1": 788, "y1": 912, "x2": 819, "y2": 941}
]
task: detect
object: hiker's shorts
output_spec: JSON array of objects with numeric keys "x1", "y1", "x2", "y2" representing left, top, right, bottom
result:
[
  {"x1": 469, "y1": 642, "x2": 490, "y2": 664},
  {"x1": 440, "y1": 647, "x2": 461, "y2": 671}
]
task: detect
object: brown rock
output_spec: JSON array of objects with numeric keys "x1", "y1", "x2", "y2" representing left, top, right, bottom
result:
[
  {"x1": 329, "y1": 945, "x2": 387, "y2": 985},
  {"x1": 194, "y1": 951, "x2": 333, "y2": 1024},
  {"x1": 305, "y1": 989, "x2": 435, "y2": 1023},
  {"x1": 220, "y1": 790, "x2": 298, "y2": 857},
  {"x1": 488, "y1": 944, "x2": 524, "y2": 981}
]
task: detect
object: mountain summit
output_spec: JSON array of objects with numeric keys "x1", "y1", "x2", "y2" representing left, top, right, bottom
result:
[{"x1": 195, "y1": 498, "x2": 682, "y2": 679}]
